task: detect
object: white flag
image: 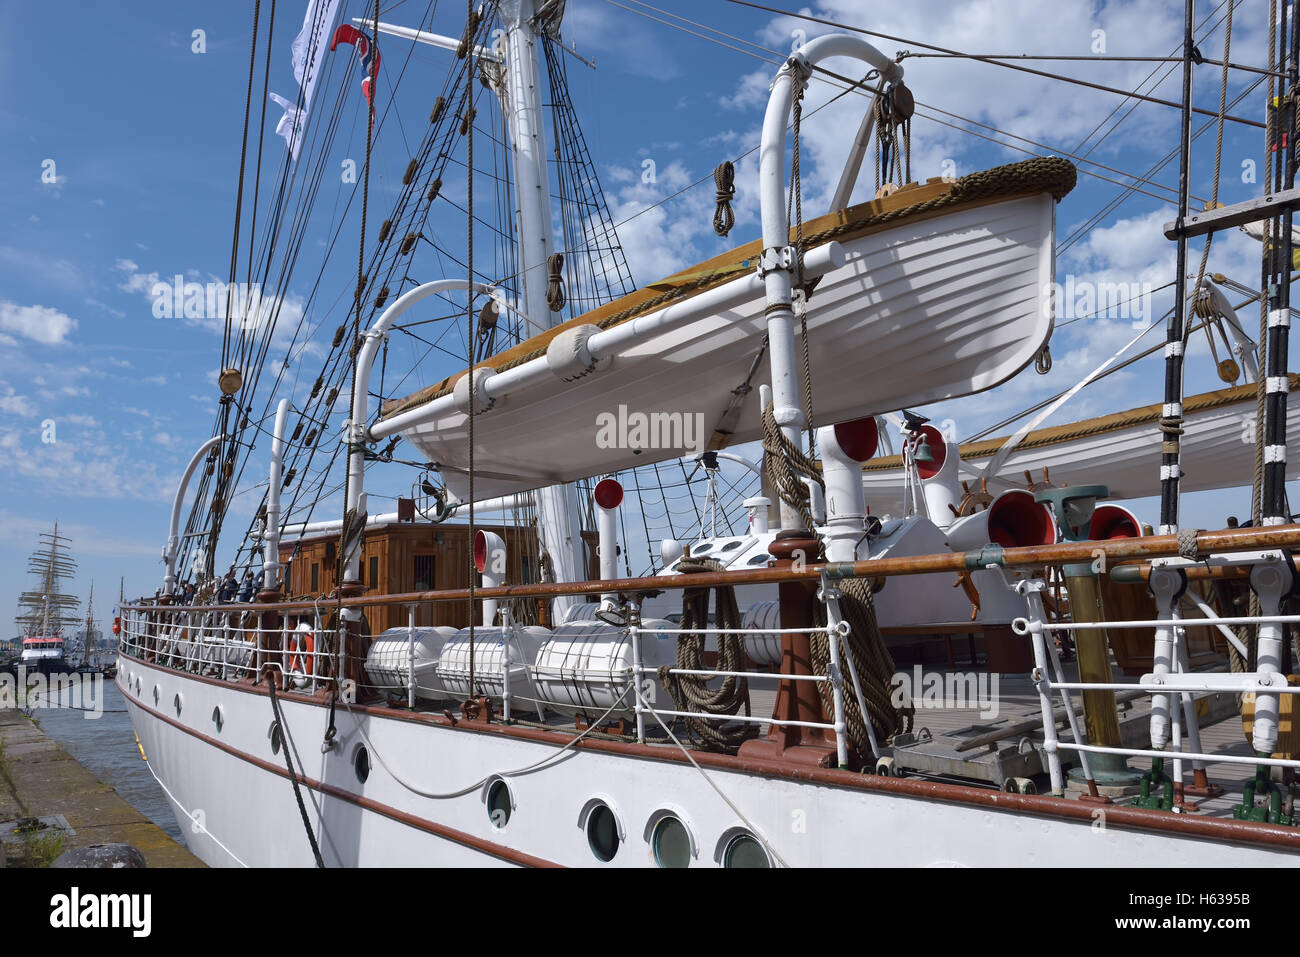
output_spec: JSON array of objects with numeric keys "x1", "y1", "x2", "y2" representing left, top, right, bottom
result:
[{"x1": 269, "y1": 0, "x2": 341, "y2": 161}]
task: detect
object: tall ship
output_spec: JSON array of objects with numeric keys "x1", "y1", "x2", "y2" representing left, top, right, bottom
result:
[
  {"x1": 12, "y1": 523, "x2": 79, "y2": 677},
  {"x1": 118, "y1": 1, "x2": 1300, "y2": 866}
]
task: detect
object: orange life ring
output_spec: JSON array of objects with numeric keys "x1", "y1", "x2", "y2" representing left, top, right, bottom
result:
[{"x1": 289, "y1": 626, "x2": 315, "y2": 678}]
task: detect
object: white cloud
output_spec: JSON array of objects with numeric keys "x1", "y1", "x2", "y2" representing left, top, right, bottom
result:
[
  {"x1": 0, "y1": 386, "x2": 37, "y2": 417},
  {"x1": 0, "y1": 301, "x2": 78, "y2": 345}
]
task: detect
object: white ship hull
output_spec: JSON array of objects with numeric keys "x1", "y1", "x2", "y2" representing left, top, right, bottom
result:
[{"x1": 120, "y1": 655, "x2": 1297, "y2": 867}]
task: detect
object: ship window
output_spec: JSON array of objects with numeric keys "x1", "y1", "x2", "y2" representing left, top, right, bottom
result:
[
  {"x1": 414, "y1": 555, "x2": 434, "y2": 592},
  {"x1": 369, "y1": 556, "x2": 379, "y2": 592},
  {"x1": 152, "y1": 685, "x2": 160, "y2": 707},
  {"x1": 269, "y1": 721, "x2": 282, "y2": 755},
  {"x1": 586, "y1": 803, "x2": 619, "y2": 862},
  {"x1": 747, "y1": 554, "x2": 770, "y2": 566},
  {"x1": 722, "y1": 833, "x2": 770, "y2": 868},
  {"x1": 487, "y1": 779, "x2": 511, "y2": 828},
  {"x1": 211, "y1": 706, "x2": 224, "y2": 732},
  {"x1": 651, "y1": 815, "x2": 691, "y2": 868},
  {"x1": 173, "y1": 693, "x2": 183, "y2": 717},
  {"x1": 353, "y1": 744, "x2": 370, "y2": 783},
  {"x1": 692, "y1": 542, "x2": 713, "y2": 554},
  {"x1": 311, "y1": 563, "x2": 319, "y2": 593},
  {"x1": 721, "y1": 540, "x2": 742, "y2": 551}
]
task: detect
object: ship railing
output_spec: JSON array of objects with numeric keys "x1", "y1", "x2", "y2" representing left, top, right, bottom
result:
[
  {"x1": 1013, "y1": 548, "x2": 1300, "y2": 818},
  {"x1": 118, "y1": 525, "x2": 1300, "y2": 780},
  {"x1": 116, "y1": 604, "x2": 339, "y2": 695}
]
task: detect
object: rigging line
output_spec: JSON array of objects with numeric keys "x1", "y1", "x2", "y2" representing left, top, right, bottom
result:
[
  {"x1": 721, "y1": 0, "x2": 1264, "y2": 129},
  {"x1": 1057, "y1": 73, "x2": 1265, "y2": 254},
  {"x1": 245, "y1": 0, "x2": 277, "y2": 297},
  {"x1": 1072, "y1": 0, "x2": 1235, "y2": 162},
  {"x1": 910, "y1": 108, "x2": 1194, "y2": 206},
  {"x1": 912, "y1": 100, "x2": 1208, "y2": 205},
  {"x1": 901, "y1": 51, "x2": 1283, "y2": 78}
]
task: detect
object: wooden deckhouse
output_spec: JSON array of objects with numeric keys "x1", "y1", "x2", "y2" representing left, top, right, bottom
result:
[{"x1": 278, "y1": 510, "x2": 599, "y2": 633}]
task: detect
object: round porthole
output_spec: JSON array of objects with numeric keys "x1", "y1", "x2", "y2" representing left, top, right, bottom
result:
[
  {"x1": 722, "y1": 833, "x2": 770, "y2": 868},
  {"x1": 692, "y1": 542, "x2": 713, "y2": 554},
  {"x1": 152, "y1": 685, "x2": 160, "y2": 707},
  {"x1": 586, "y1": 803, "x2": 619, "y2": 862},
  {"x1": 651, "y1": 815, "x2": 691, "y2": 868},
  {"x1": 173, "y1": 693, "x2": 183, "y2": 717},
  {"x1": 720, "y1": 540, "x2": 742, "y2": 551},
  {"x1": 354, "y1": 745, "x2": 370, "y2": 783},
  {"x1": 487, "y1": 779, "x2": 511, "y2": 829},
  {"x1": 211, "y1": 706, "x2": 224, "y2": 732},
  {"x1": 269, "y1": 721, "x2": 282, "y2": 755}
]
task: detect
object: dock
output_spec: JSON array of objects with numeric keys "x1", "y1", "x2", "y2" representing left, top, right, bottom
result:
[{"x1": 0, "y1": 707, "x2": 203, "y2": 868}]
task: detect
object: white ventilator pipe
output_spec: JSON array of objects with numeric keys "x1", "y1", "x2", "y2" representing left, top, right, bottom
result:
[
  {"x1": 594, "y1": 479, "x2": 624, "y2": 607},
  {"x1": 262, "y1": 398, "x2": 290, "y2": 591},
  {"x1": 759, "y1": 35, "x2": 901, "y2": 530},
  {"x1": 920, "y1": 437, "x2": 963, "y2": 531},
  {"x1": 474, "y1": 530, "x2": 506, "y2": 627},
  {"x1": 817, "y1": 418, "x2": 879, "y2": 562},
  {"x1": 163, "y1": 434, "x2": 225, "y2": 595},
  {"x1": 346, "y1": 278, "x2": 495, "y2": 588},
  {"x1": 744, "y1": 496, "x2": 771, "y2": 534},
  {"x1": 367, "y1": 243, "x2": 844, "y2": 442}
]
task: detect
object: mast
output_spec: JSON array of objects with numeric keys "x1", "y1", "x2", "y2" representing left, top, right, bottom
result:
[
  {"x1": 15, "y1": 522, "x2": 79, "y2": 638},
  {"x1": 498, "y1": 0, "x2": 586, "y2": 617},
  {"x1": 81, "y1": 582, "x2": 95, "y2": 669}
]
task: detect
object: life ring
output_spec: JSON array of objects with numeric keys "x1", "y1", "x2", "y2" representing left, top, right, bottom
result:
[{"x1": 288, "y1": 624, "x2": 315, "y2": 684}]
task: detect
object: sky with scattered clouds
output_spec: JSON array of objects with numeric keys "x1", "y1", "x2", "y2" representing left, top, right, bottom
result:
[{"x1": 0, "y1": 0, "x2": 1294, "y2": 631}]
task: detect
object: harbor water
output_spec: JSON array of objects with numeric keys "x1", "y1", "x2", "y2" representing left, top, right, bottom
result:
[{"x1": 25, "y1": 673, "x2": 185, "y2": 844}]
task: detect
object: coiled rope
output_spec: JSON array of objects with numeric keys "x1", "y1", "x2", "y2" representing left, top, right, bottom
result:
[
  {"x1": 760, "y1": 406, "x2": 909, "y2": 754},
  {"x1": 810, "y1": 578, "x2": 911, "y2": 755},
  {"x1": 546, "y1": 252, "x2": 566, "y2": 312},
  {"x1": 657, "y1": 557, "x2": 759, "y2": 752},
  {"x1": 713, "y1": 161, "x2": 736, "y2": 237}
]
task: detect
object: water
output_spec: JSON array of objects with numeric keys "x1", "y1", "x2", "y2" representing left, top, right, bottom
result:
[{"x1": 27, "y1": 677, "x2": 186, "y2": 844}]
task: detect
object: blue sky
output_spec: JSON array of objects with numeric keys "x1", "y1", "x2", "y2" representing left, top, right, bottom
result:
[{"x1": 0, "y1": 0, "x2": 1293, "y2": 632}]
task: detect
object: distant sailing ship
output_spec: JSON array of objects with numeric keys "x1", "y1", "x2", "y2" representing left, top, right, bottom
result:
[{"x1": 10, "y1": 523, "x2": 79, "y2": 676}]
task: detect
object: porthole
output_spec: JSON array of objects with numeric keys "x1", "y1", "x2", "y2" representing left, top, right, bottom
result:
[
  {"x1": 586, "y1": 803, "x2": 620, "y2": 862},
  {"x1": 487, "y1": 779, "x2": 511, "y2": 829},
  {"x1": 746, "y1": 553, "x2": 771, "y2": 566},
  {"x1": 720, "y1": 540, "x2": 742, "y2": 551},
  {"x1": 692, "y1": 542, "x2": 713, "y2": 554},
  {"x1": 651, "y1": 815, "x2": 692, "y2": 868},
  {"x1": 269, "y1": 721, "x2": 282, "y2": 755},
  {"x1": 211, "y1": 706, "x2": 224, "y2": 732},
  {"x1": 722, "y1": 833, "x2": 770, "y2": 868},
  {"x1": 173, "y1": 693, "x2": 183, "y2": 717},
  {"x1": 354, "y1": 744, "x2": 370, "y2": 783},
  {"x1": 152, "y1": 685, "x2": 160, "y2": 707}
]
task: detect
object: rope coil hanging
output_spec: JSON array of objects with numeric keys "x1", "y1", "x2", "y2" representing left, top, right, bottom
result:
[
  {"x1": 546, "y1": 252, "x2": 566, "y2": 312},
  {"x1": 657, "y1": 557, "x2": 759, "y2": 751},
  {"x1": 712, "y1": 161, "x2": 736, "y2": 237}
]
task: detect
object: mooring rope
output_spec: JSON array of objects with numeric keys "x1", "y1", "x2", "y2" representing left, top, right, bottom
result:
[
  {"x1": 712, "y1": 161, "x2": 735, "y2": 237},
  {"x1": 265, "y1": 674, "x2": 326, "y2": 867}
]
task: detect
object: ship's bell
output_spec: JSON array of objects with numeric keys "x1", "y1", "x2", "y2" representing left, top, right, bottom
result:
[{"x1": 913, "y1": 435, "x2": 935, "y2": 463}]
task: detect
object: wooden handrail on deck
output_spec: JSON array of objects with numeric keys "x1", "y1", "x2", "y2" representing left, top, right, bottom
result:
[{"x1": 122, "y1": 523, "x2": 1300, "y2": 616}]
